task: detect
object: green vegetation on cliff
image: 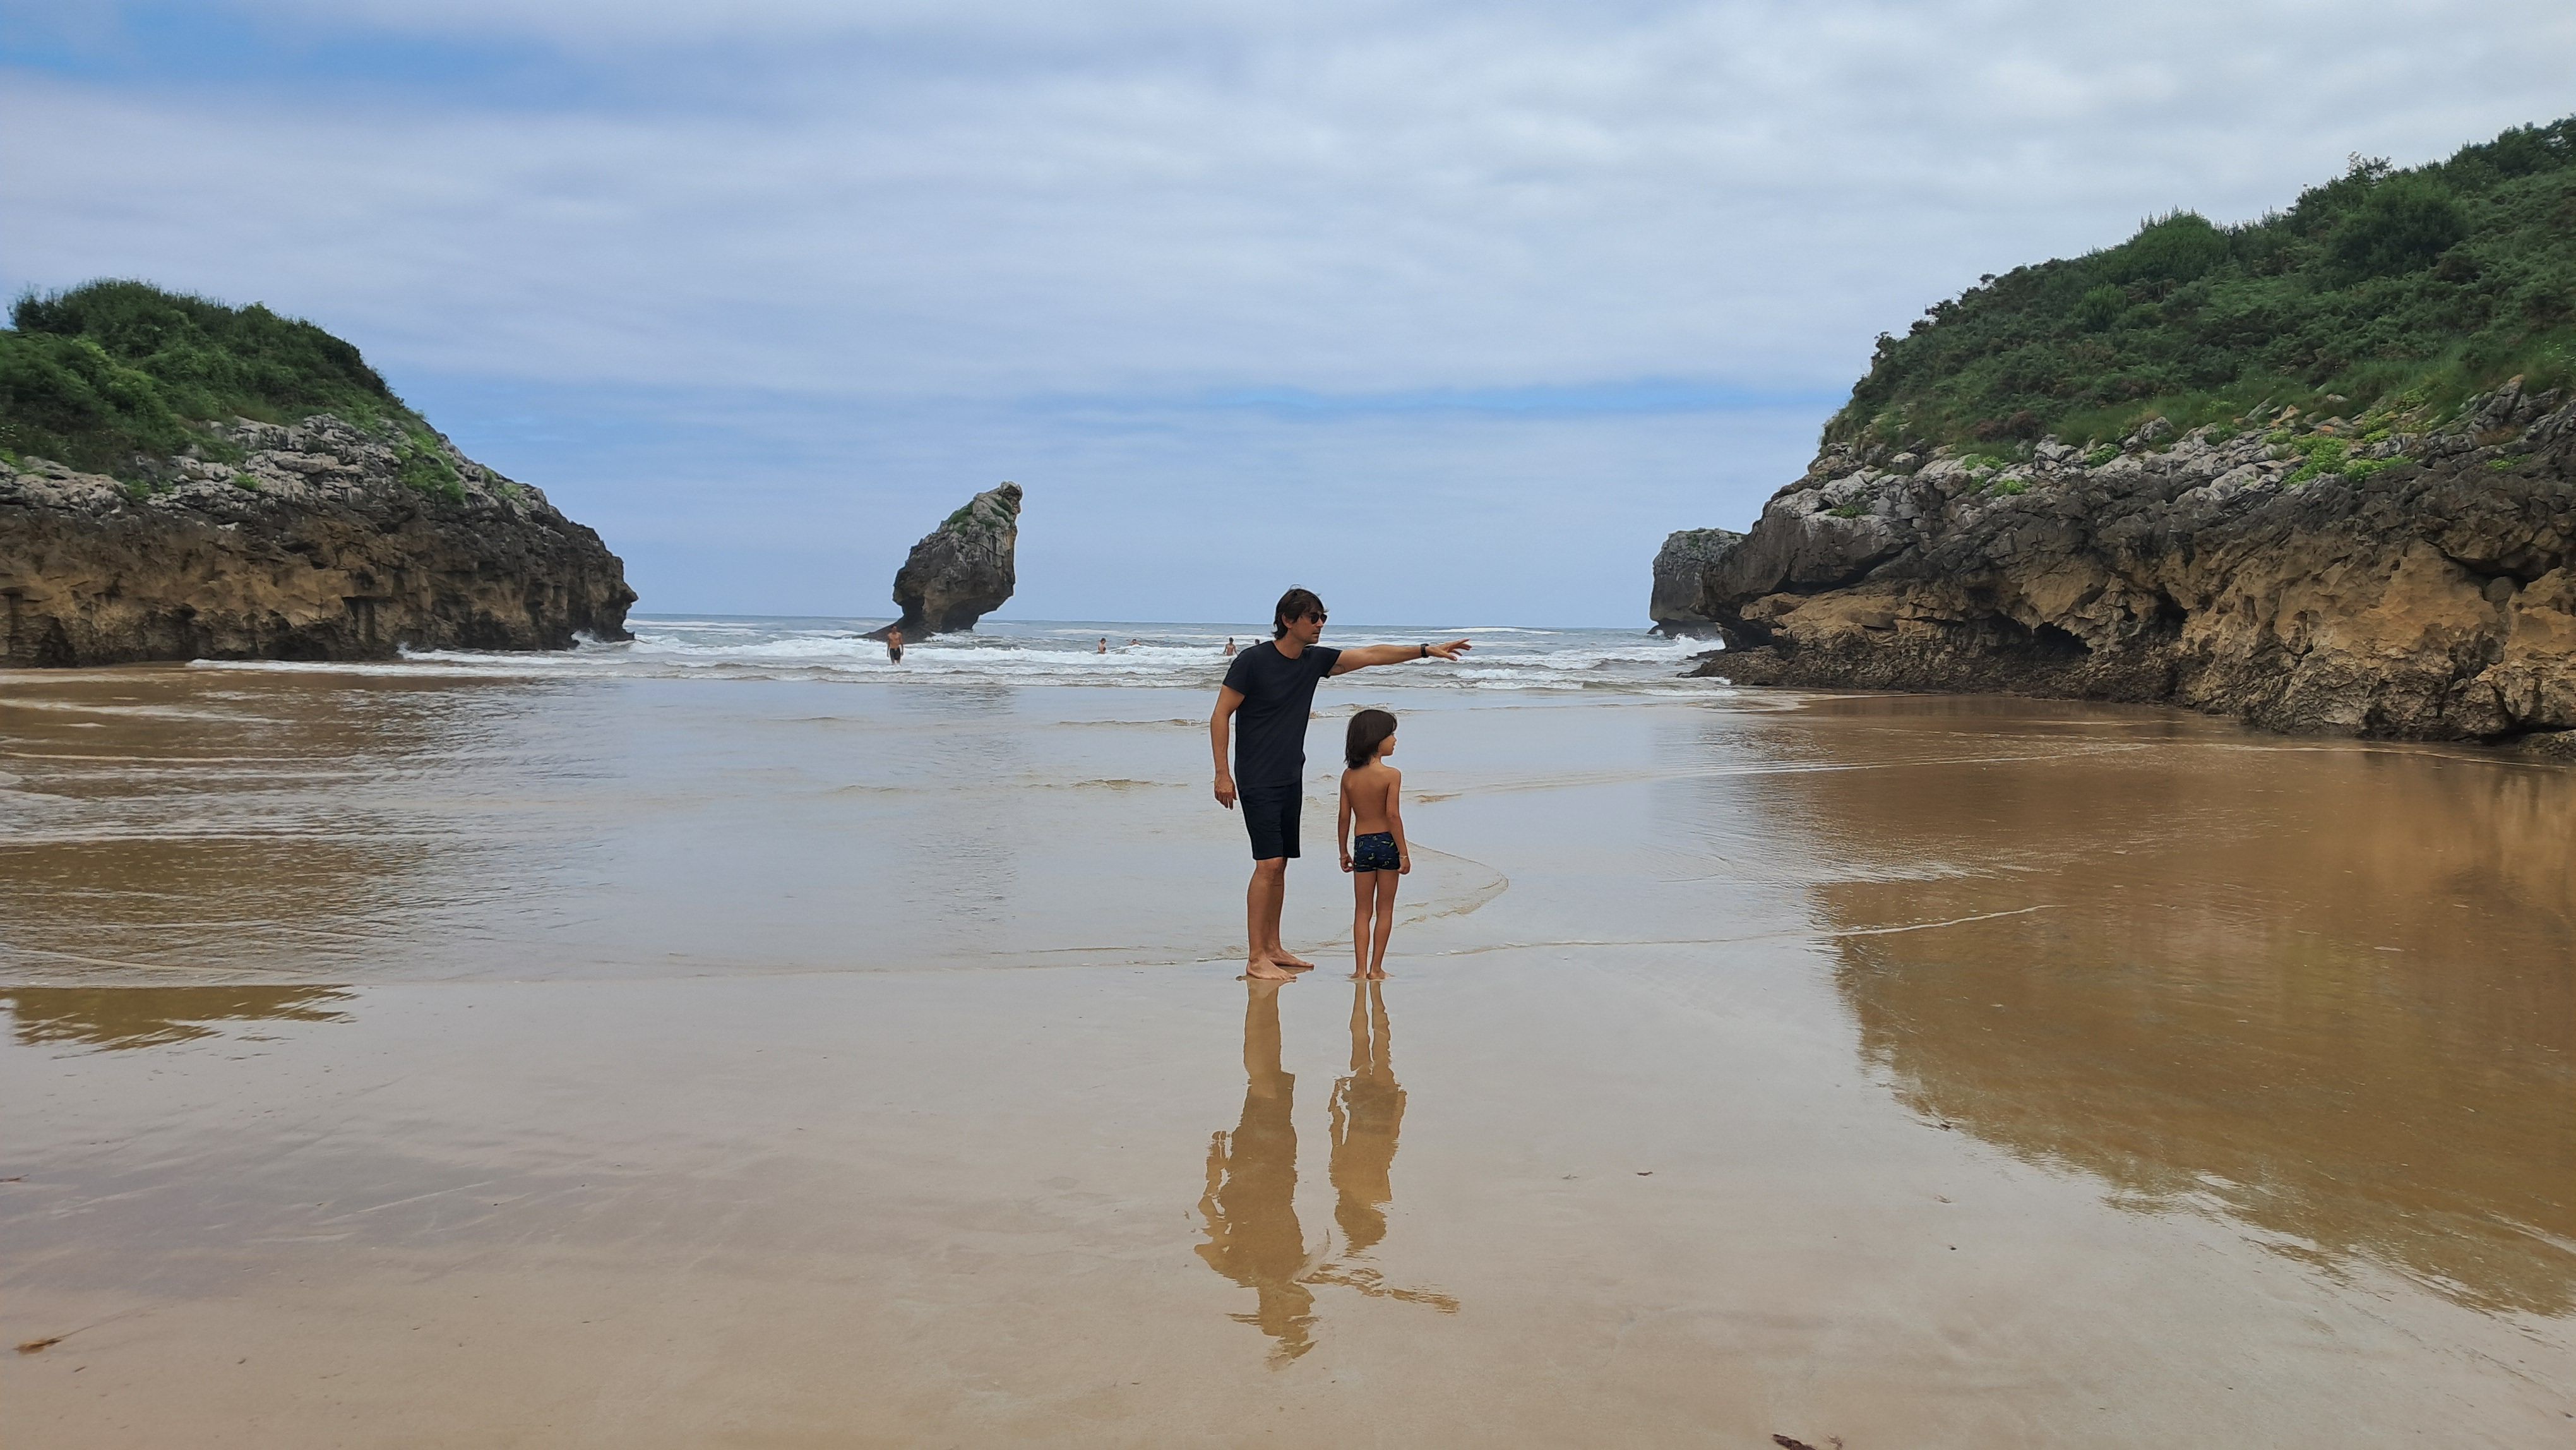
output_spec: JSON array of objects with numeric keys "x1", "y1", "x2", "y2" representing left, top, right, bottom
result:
[
  {"x1": 0, "y1": 280, "x2": 434, "y2": 481},
  {"x1": 1831, "y1": 118, "x2": 2576, "y2": 450}
]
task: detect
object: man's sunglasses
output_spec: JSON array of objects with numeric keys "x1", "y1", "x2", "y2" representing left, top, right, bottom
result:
[{"x1": 1300, "y1": 612, "x2": 1327, "y2": 624}]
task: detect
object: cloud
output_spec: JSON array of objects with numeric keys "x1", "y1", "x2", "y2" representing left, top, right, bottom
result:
[{"x1": 5, "y1": 1, "x2": 2572, "y2": 618}]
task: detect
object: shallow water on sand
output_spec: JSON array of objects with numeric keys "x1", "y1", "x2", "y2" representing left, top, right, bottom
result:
[{"x1": 2, "y1": 652, "x2": 2569, "y2": 1446}]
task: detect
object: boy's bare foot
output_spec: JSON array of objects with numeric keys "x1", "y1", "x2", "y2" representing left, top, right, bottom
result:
[
  {"x1": 1363, "y1": 969, "x2": 1389, "y2": 980},
  {"x1": 1246, "y1": 957, "x2": 1297, "y2": 981}
]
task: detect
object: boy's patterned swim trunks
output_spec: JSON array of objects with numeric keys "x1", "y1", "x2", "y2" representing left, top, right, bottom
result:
[{"x1": 1351, "y1": 831, "x2": 1400, "y2": 872}]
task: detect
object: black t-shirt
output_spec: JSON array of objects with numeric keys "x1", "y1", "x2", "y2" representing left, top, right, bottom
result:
[{"x1": 1222, "y1": 640, "x2": 1341, "y2": 791}]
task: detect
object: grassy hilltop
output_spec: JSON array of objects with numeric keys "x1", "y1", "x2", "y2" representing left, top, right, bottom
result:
[
  {"x1": 0, "y1": 279, "x2": 461, "y2": 494},
  {"x1": 1832, "y1": 118, "x2": 2576, "y2": 452}
]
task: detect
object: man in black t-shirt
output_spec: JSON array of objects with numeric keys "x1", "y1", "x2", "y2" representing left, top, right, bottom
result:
[{"x1": 1212, "y1": 588, "x2": 1470, "y2": 980}]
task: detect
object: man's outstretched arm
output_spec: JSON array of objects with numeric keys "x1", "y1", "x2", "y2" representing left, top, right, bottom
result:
[
  {"x1": 1210, "y1": 685, "x2": 1244, "y2": 807},
  {"x1": 1328, "y1": 640, "x2": 1471, "y2": 675}
]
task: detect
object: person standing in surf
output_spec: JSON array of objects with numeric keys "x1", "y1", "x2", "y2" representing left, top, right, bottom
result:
[{"x1": 1210, "y1": 589, "x2": 1469, "y2": 981}]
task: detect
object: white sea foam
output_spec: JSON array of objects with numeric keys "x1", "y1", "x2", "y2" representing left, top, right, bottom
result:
[{"x1": 184, "y1": 616, "x2": 1726, "y2": 695}]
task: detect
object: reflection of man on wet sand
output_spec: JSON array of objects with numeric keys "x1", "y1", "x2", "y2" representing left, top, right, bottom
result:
[{"x1": 1195, "y1": 980, "x2": 1318, "y2": 1363}]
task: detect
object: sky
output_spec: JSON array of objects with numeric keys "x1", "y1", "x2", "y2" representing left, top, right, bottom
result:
[{"x1": 5, "y1": 2, "x2": 2572, "y2": 625}]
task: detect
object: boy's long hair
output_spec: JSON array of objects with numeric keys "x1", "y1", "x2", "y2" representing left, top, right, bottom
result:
[
  {"x1": 1345, "y1": 709, "x2": 1397, "y2": 769},
  {"x1": 1272, "y1": 587, "x2": 1323, "y2": 639}
]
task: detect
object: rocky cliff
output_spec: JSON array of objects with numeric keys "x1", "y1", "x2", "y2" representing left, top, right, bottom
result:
[
  {"x1": 1654, "y1": 383, "x2": 2575, "y2": 755},
  {"x1": 1648, "y1": 527, "x2": 1744, "y2": 635},
  {"x1": 881, "y1": 482, "x2": 1022, "y2": 635},
  {"x1": 2, "y1": 414, "x2": 634, "y2": 666}
]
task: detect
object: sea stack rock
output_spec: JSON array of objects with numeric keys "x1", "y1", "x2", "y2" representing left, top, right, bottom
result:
[{"x1": 885, "y1": 482, "x2": 1022, "y2": 635}]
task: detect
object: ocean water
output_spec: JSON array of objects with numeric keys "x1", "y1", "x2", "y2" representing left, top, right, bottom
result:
[{"x1": 187, "y1": 614, "x2": 1723, "y2": 693}]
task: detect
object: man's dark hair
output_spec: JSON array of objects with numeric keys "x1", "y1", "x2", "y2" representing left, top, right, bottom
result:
[
  {"x1": 1272, "y1": 587, "x2": 1325, "y2": 640},
  {"x1": 1345, "y1": 709, "x2": 1397, "y2": 769}
]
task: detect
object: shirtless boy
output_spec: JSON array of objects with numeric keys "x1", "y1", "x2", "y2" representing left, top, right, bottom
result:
[
  {"x1": 1210, "y1": 589, "x2": 1468, "y2": 981},
  {"x1": 1336, "y1": 709, "x2": 1408, "y2": 979}
]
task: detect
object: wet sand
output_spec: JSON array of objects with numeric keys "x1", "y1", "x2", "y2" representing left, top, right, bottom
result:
[{"x1": 3, "y1": 670, "x2": 2570, "y2": 1445}]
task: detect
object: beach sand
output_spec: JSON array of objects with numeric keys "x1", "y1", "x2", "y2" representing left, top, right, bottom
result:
[{"x1": 4, "y1": 668, "x2": 2569, "y2": 1446}]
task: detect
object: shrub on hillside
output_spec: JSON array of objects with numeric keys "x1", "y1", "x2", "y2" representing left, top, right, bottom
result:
[
  {"x1": 1829, "y1": 118, "x2": 2576, "y2": 451},
  {"x1": 0, "y1": 279, "x2": 414, "y2": 477}
]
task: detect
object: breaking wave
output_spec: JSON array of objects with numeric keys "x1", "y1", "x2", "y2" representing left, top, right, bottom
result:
[{"x1": 187, "y1": 616, "x2": 1726, "y2": 695}]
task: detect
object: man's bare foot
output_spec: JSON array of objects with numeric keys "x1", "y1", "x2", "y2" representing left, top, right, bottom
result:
[
  {"x1": 1273, "y1": 949, "x2": 1317, "y2": 970},
  {"x1": 1246, "y1": 958, "x2": 1296, "y2": 981}
]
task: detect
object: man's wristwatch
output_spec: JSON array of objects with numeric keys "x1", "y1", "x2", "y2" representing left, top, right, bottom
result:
[{"x1": 1419, "y1": 642, "x2": 1429, "y2": 659}]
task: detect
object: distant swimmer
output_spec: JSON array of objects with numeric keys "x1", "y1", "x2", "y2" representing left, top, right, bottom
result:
[
  {"x1": 1130, "y1": 638, "x2": 1142, "y2": 646},
  {"x1": 886, "y1": 626, "x2": 904, "y2": 664},
  {"x1": 1210, "y1": 588, "x2": 1470, "y2": 981},
  {"x1": 1099, "y1": 637, "x2": 1109, "y2": 654},
  {"x1": 1224, "y1": 637, "x2": 1237, "y2": 657}
]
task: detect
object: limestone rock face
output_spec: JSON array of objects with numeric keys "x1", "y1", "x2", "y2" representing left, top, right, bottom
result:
[
  {"x1": 886, "y1": 482, "x2": 1022, "y2": 635},
  {"x1": 1, "y1": 415, "x2": 635, "y2": 667},
  {"x1": 1648, "y1": 528, "x2": 1744, "y2": 635},
  {"x1": 1657, "y1": 385, "x2": 2576, "y2": 755}
]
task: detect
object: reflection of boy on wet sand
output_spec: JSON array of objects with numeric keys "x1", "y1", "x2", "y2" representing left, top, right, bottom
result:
[
  {"x1": 1303, "y1": 981, "x2": 1458, "y2": 1313},
  {"x1": 1194, "y1": 981, "x2": 1318, "y2": 1362},
  {"x1": 1328, "y1": 978, "x2": 1405, "y2": 1252}
]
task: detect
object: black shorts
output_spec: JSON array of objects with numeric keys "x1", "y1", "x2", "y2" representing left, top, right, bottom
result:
[
  {"x1": 1240, "y1": 786, "x2": 1302, "y2": 861},
  {"x1": 1351, "y1": 831, "x2": 1399, "y2": 872}
]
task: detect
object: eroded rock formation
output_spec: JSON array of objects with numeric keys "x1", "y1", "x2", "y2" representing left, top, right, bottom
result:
[
  {"x1": 883, "y1": 481, "x2": 1022, "y2": 635},
  {"x1": 2, "y1": 415, "x2": 634, "y2": 666},
  {"x1": 1648, "y1": 527, "x2": 1744, "y2": 636},
  {"x1": 1654, "y1": 384, "x2": 2575, "y2": 755}
]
